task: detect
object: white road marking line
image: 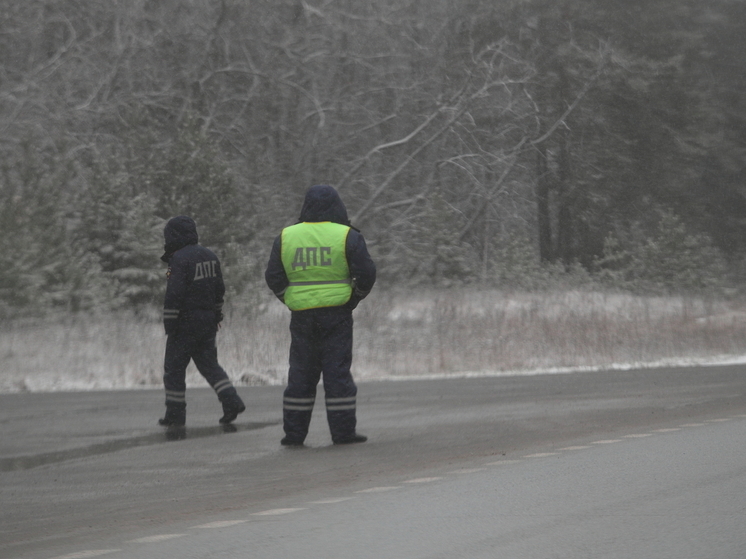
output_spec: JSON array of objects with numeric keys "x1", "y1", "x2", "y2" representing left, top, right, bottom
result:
[
  {"x1": 193, "y1": 520, "x2": 248, "y2": 529},
  {"x1": 129, "y1": 534, "x2": 186, "y2": 543},
  {"x1": 308, "y1": 497, "x2": 354, "y2": 504},
  {"x1": 51, "y1": 551, "x2": 120, "y2": 559},
  {"x1": 355, "y1": 486, "x2": 400, "y2": 493},
  {"x1": 252, "y1": 508, "x2": 305, "y2": 516},
  {"x1": 523, "y1": 452, "x2": 559, "y2": 458},
  {"x1": 53, "y1": 412, "x2": 743, "y2": 559}
]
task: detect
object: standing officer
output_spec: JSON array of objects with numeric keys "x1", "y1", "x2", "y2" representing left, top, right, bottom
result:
[
  {"x1": 159, "y1": 215, "x2": 245, "y2": 427},
  {"x1": 265, "y1": 185, "x2": 376, "y2": 446}
]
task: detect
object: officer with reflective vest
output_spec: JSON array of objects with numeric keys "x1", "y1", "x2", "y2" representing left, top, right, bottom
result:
[
  {"x1": 160, "y1": 215, "x2": 245, "y2": 427},
  {"x1": 265, "y1": 185, "x2": 376, "y2": 446}
]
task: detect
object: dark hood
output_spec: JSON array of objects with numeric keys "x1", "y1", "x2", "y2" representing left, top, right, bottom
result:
[
  {"x1": 161, "y1": 215, "x2": 199, "y2": 262},
  {"x1": 298, "y1": 185, "x2": 350, "y2": 226}
]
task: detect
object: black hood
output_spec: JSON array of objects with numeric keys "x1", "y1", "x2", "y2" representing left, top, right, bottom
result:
[
  {"x1": 298, "y1": 185, "x2": 350, "y2": 226},
  {"x1": 161, "y1": 215, "x2": 199, "y2": 262}
]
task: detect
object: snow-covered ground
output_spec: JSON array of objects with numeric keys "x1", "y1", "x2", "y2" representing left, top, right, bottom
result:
[
  {"x1": 365, "y1": 354, "x2": 746, "y2": 383},
  {"x1": 3, "y1": 289, "x2": 746, "y2": 393}
]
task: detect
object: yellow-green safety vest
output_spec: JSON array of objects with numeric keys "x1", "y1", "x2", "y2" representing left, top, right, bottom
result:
[{"x1": 281, "y1": 222, "x2": 352, "y2": 311}]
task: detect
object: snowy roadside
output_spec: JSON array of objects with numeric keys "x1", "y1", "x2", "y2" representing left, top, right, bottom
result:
[
  {"x1": 358, "y1": 354, "x2": 746, "y2": 383},
  {"x1": 3, "y1": 289, "x2": 746, "y2": 393},
  {"x1": 2, "y1": 354, "x2": 746, "y2": 394}
]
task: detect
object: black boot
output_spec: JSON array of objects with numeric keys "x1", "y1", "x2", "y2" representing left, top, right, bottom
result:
[
  {"x1": 218, "y1": 391, "x2": 246, "y2": 425},
  {"x1": 333, "y1": 433, "x2": 368, "y2": 445},
  {"x1": 280, "y1": 436, "x2": 305, "y2": 447},
  {"x1": 159, "y1": 402, "x2": 186, "y2": 427}
]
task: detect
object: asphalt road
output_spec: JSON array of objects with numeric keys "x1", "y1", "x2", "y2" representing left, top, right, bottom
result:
[{"x1": 1, "y1": 365, "x2": 745, "y2": 559}]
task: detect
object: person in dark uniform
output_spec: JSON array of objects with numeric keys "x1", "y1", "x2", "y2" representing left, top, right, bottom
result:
[
  {"x1": 159, "y1": 215, "x2": 245, "y2": 427},
  {"x1": 265, "y1": 185, "x2": 376, "y2": 446}
]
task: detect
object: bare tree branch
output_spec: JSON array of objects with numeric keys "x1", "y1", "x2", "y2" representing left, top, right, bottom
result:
[{"x1": 530, "y1": 53, "x2": 607, "y2": 146}]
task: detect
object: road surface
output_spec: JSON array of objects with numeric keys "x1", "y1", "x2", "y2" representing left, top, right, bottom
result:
[{"x1": 1, "y1": 365, "x2": 745, "y2": 558}]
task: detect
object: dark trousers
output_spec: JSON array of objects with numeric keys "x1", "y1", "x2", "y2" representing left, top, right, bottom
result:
[
  {"x1": 283, "y1": 307, "x2": 357, "y2": 443},
  {"x1": 163, "y1": 316, "x2": 236, "y2": 421}
]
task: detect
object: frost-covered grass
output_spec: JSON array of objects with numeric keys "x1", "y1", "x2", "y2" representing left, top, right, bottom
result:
[{"x1": 2, "y1": 289, "x2": 746, "y2": 393}]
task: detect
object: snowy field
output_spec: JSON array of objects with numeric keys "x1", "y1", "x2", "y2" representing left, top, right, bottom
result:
[{"x1": 2, "y1": 289, "x2": 746, "y2": 393}]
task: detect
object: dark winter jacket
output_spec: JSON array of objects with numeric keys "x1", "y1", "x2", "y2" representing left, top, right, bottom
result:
[
  {"x1": 265, "y1": 185, "x2": 376, "y2": 310},
  {"x1": 162, "y1": 216, "x2": 225, "y2": 335}
]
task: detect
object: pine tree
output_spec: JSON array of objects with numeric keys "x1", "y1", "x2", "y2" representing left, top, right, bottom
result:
[{"x1": 149, "y1": 119, "x2": 239, "y2": 250}]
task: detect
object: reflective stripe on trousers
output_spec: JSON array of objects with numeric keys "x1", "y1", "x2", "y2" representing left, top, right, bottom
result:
[
  {"x1": 325, "y1": 396, "x2": 356, "y2": 411},
  {"x1": 283, "y1": 396, "x2": 315, "y2": 412},
  {"x1": 212, "y1": 378, "x2": 234, "y2": 395},
  {"x1": 165, "y1": 390, "x2": 186, "y2": 403}
]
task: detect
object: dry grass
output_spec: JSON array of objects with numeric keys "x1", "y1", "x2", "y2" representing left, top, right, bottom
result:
[
  {"x1": 354, "y1": 290, "x2": 746, "y2": 378},
  {"x1": 2, "y1": 289, "x2": 746, "y2": 393}
]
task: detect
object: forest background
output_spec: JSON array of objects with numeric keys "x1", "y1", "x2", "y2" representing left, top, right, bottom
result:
[{"x1": 2, "y1": 0, "x2": 746, "y2": 391}]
